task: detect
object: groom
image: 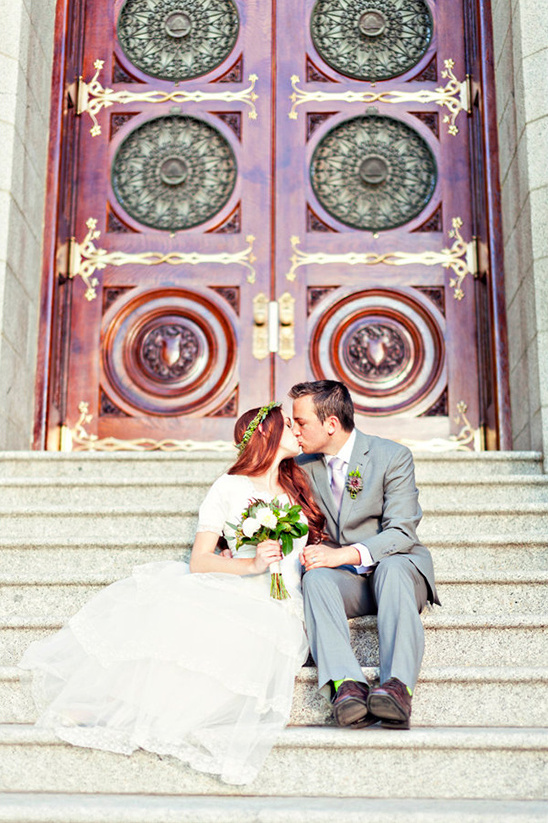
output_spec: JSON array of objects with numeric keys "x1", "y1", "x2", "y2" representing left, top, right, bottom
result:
[{"x1": 290, "y1": 380, "x2": 439, "y2": 729}]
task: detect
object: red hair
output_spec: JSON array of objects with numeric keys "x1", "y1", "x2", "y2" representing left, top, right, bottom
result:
[{"x1": 228, "y1": 406, "x2": 324, "y2": 543}]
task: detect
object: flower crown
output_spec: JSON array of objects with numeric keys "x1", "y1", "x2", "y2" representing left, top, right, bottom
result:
[{"x1": 237, "y1": 401, "x2": 281, "y2": 453}]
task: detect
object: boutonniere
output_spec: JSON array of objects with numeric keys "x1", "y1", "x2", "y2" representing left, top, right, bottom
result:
[{"x1": 346, "y1": 467, "x2": 363, "y2": 499}]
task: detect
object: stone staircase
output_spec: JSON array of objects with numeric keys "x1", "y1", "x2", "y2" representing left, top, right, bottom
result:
[{"x1": 0, "y1": 450, "x2": 546, "y2": 821}]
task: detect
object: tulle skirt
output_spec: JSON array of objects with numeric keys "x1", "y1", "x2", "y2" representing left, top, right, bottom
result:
[{"x1": 19, "y1": 560, "x2": 309, "y2": 785}]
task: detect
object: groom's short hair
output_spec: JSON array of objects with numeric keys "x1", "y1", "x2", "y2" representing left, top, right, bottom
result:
[{"x1": 289, "y1": 380, "x2": 354, "y2": 432}]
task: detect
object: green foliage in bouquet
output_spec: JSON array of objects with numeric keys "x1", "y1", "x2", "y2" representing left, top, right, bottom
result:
[
  {"x1": 227, "y1": 498, "x2": 308, "y2": 600},
  {"x1": 228, "y1": 498, "x2": 308, "y2": 555}
]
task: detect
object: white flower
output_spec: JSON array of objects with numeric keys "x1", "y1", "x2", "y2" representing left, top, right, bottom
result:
[
  {"x1": 256, "y1": 507, "x2": 278, "y2": 529},
  {"x1": 242, "y1": 517, "x2": 261, "y2": 538}
]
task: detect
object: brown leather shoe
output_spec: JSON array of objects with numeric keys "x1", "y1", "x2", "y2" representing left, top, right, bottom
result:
[
  {"x1": 332, "y1": 680, "x2": 377, "y2": 729},
  {"x1": 367, "y1": 677, "x2": 412, "y2": 729}
]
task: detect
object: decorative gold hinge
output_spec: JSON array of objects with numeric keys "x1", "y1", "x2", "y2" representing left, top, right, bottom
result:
[
  {"x1": 466, "y1": 236, "x2": 479, "y2": 278},
  {"x1": 73, "y1": 61, "x2": 258, "y2": 136},
  {"x1": 463, "y1": 74, "x2": 473, "y2": 115},
  {"x1": 67, "y1": 76, "x2": 89, "y2": 116},
  {"x1": 57, "y1": 237, "x2": 80, "y2": 280}
]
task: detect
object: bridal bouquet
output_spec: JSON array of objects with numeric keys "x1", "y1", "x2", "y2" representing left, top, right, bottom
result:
[{"x1": 227, "y1": 498, "x2": 308, "y2": 600}]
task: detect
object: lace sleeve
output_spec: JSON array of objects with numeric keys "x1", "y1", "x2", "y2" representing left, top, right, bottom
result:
[{"x1": 196, "y1": 474, "x2": 231, "y2": 536}]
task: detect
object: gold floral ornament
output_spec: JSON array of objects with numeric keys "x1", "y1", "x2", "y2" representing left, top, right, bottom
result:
[
  {"x1": 66, "y1": 219, "x2": 102, "y2": 301},
  {"x1": 76, "y1": 60, "x2": 259, "y2": 136},
  {"x1": 63, "y1": 402, "x2": 236, "y2": 452},
  {"x1": 287, "y1": 217, "x2": 474, "y2": 300},
  {"x1": 401, "y1": 401, "x2": 481, "y2": 452},
  {"x1": 66, "y1": 219, "x2": 257, "y2": 301},
  {"x1": 288, "y1": 59, "x2": 469, "y2": 136}
]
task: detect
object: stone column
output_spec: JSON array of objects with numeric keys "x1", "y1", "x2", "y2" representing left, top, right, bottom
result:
[
  {"x1": 492, "y1": 0, "x2": 548, "y2": 462},
  {"x1": 0, "y1": 0, "x2": 55, "y2": 448}
]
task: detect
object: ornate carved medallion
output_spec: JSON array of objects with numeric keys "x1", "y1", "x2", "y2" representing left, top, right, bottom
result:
[
  {"x1": 111, "y1": 115, "x2": 237, "y2": 231},
  {"x1": 102, "y1": 288, "x2": 238, "y2": 416},
  {"x1": 309, "y1": 288, "x2": 446, "y2": 415},
  {"x1": 117, "y1": 0, "x2": 239, "y2": 81},
  {"x1": 310, "y1": 114, "x2": 437, "y2": 231},
  {"x1": 310, "y1": 0, "x2": 433, "y2": 81},
  {"x1": 346, "y1": 323, "x2": 407, "y2": 380},
  {"x1": 141, "y1": 324, "x2": 200, "y2": 381}
]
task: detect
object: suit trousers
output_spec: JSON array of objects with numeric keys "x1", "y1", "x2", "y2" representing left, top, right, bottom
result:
[{"x1": 302, "y1": 554, "x2": 428, "y2": 696}]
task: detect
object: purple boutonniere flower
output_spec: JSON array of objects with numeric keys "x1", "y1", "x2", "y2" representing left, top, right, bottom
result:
[{"x1": 346, "y1": 467, "x2": 363, "y2": 499}]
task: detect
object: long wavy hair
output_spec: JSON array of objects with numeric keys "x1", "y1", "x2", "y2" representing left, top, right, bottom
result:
[{"x1": 228, "y1": 405, "x2": 324, "y2": 543}]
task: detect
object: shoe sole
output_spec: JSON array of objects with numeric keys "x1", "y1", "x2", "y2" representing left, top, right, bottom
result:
[
  {"x1": 367, "y1": 693, "x2": 410, "y2": 730},
  {"x1": 333, "y1": 697, "x2": 372, "y2": 728}
]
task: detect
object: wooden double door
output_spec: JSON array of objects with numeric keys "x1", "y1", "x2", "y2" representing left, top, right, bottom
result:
[{"x1": 38, "y1": 0, "x2": 509, "y2": 449}]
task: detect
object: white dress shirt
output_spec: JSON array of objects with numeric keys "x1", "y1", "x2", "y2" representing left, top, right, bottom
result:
[{"x1": 324, "y1": 430, "x2": 374, "y2": 574}]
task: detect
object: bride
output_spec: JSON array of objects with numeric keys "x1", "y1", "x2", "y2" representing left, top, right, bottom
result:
[{"x1": 19, "y1": 402, "x2": 324, "y2": 785}]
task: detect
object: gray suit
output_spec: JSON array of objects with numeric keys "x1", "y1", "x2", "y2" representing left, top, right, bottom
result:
[{"x1": 297, "y1": 429, "x2": 439, "y2": 695}]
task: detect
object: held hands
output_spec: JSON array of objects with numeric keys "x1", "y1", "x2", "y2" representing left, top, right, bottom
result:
[
  {"x1": 252, "y1": 539, "x2": 282, "y2": 575},
  {"x1": 301, "y1": 543, "x2": 361, "y2": 571}
]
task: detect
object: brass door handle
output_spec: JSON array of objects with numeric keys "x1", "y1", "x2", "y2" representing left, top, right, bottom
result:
[
  {"x1": 252, "y1": 293, "x2": 269, "y2": 360},
  {"x1": 252, "y1": 291, "x2": 295, "y2": 361},
  {"x1": 277, "y1": 292, "x2": 295, "y2": 361}
]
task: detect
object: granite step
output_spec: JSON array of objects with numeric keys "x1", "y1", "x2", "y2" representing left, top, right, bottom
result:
[
  {"x1": 2, "y1": 505, "x2": 548, "y2": 542},
  {"x1": 3, "y1": 664, "x2": 547, "y2": 729},
  {"x1": 0, "y1": 725, "x2": 545, "y2": 799},
  {"x1": 0, "y1": 534, "x2": 546, "y2": 579},
  {"x1": 1, "y1": 613, "x2": 546, "y2": 667},
  {"x1": 2, "y1": 475, "x2": 548, "y2": 509},
  {"x1": 0, "y1": 452, "x2": 234, "y2": 480},
  {"x1": 1, "y1": 571, "x2": 546, "y2": 618},
  {"x1": 0, "y1": 451, "x2": 543, "y2": 481},
  {"x1": 0, "y1": 794, "x2": 546, "y2": 823}
]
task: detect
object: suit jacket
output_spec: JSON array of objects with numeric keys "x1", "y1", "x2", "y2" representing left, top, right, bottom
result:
[{"x1": 297, "y1": 429, "x2": 440, "y2": 606}]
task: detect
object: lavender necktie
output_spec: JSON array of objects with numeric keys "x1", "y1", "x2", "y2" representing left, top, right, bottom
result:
[{"x1": 329, "y1": 456, "x2": 347, "y2": 512}]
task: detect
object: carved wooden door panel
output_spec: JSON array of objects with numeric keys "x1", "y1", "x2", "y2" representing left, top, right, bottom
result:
[
  {"x1": 48, "y1": 0, "x2": 272, "y2": 448},
  {"x1": 274, "y1": 0, "x2": 485, "y2": 444},
  {"x1": 40, "y1": 0, "x2": 506, "y2": 449}
]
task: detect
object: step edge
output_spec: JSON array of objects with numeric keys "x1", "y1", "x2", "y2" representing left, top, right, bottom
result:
[
  {"x1": 5, "y1": 664, "x2": 548, "y2": 684},
  {"x1": 0, "y1": 724, "x2": 546, "y2": 751},
  {"x1": 3, "y1": 613, "x2": 548, "y2": 630}
]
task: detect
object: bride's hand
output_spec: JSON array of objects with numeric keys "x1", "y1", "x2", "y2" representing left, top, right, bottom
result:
[{"x1": 252, "y1": 539, "x2": 282, "y2": 574}]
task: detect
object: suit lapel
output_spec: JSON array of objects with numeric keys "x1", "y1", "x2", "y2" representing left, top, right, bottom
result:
[
  {"x1": 338, "y1": 430, "x2": 371, "y2": 525},
  {"x1": 310, "y1": 456, "x2": 339, "y2": 526}
]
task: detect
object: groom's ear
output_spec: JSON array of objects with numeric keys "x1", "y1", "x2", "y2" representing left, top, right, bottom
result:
[{"x1": 325, "y1": 415, "x2": 340, "y2": 435}]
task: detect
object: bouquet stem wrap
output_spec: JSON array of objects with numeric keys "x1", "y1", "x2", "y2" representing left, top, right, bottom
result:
[{"x1": 269, "y1": 561, "x2": 290, "y2": 600}]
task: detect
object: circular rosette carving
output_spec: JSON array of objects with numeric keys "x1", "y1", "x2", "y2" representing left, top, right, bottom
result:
[
  {"x1": 102, "y1": 288, "x2": 237, "y2": 416},
  {"x1": 310, "y1": 115, "x2": 437, "y2": 231},
  {"x1": 111, "y1": 115, "x2": 237, "y2": 231},
  {"x1": 310, "y1": 0, "x2": 433, "y2": 81},
  {"x1": 117, "y1": 0, "x2": 239, "y2": 81},
  {"x1": 309, "y1": 288, "x2": 446, "y2": 416}
]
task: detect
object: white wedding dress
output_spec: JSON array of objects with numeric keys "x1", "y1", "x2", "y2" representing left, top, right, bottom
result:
[{"x1": 19, "y1": 473, "x2": 309, "y2": 785}]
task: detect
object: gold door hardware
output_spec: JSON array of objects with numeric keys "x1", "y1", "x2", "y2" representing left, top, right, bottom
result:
[
  {"x1": 70, "y1": 61, "x2": 259, "y2": 137},
  {"x1": 61, "y1": 402, "x2": 235, "y2": 452},
  {"x1": 252, "y1": 292, "x2": 295, "y2": 361},
  {"x1": 253, "y1": 293, "x2": 269, "y2": 360},
  {"x1": 401, "y1": 401, "x2": 482, "y2": 453},
  {"x1": 289, "y1": 59, "x2": 470, "y2": 136},
  {"x1": 58, "y1": 218, "x2": 257, "y2": 301},
  {"x1": 287, "y1": 217, "x2": 476, "y2": 301},
  {"x1": 277, "y1": 291, "x2": 295, "y2": 361}
]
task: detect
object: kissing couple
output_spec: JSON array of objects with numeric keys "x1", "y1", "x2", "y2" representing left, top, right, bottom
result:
[{"x1": 20, "y1": 379, "x2": 438, "y2": 785}]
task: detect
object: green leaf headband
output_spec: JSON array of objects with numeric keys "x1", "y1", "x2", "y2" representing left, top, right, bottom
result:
[{"x1": 237, "y1": 401, "x2": 282, "y2": 453}]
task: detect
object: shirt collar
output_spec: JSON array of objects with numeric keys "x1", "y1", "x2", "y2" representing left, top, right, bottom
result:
[{"x1": 324, "y1": 428, "x2": 356, "y2": 466}]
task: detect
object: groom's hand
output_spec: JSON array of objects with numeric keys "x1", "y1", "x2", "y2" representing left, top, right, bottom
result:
[{"x1": 301, "y1": 543, "x2": 361, "y2": 571}]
